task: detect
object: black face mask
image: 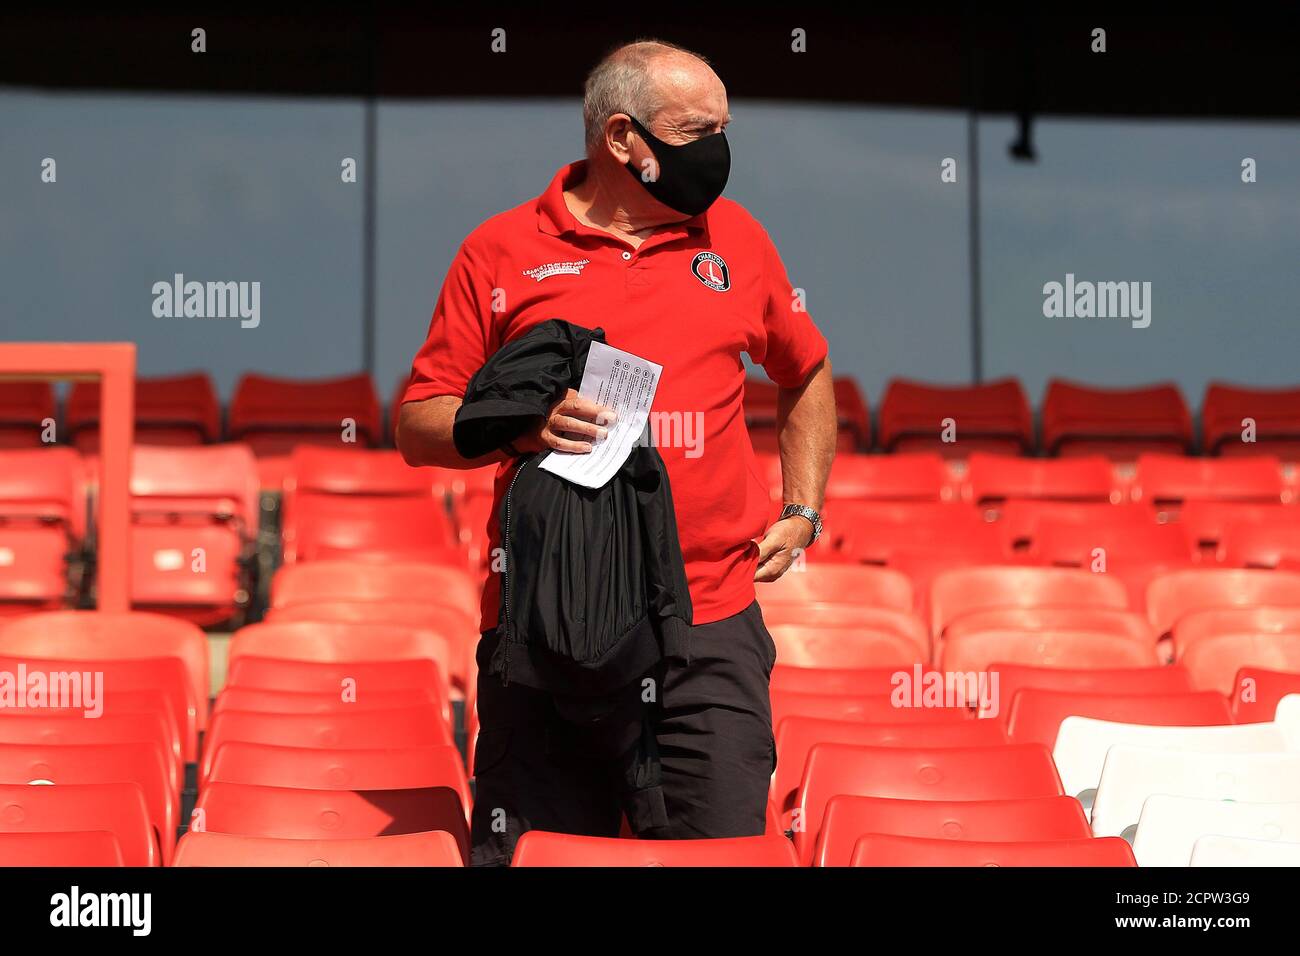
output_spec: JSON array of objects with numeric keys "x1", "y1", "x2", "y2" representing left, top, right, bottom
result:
[{"x1": 625, "y1": 116, "x2": 730, "y2": 217}]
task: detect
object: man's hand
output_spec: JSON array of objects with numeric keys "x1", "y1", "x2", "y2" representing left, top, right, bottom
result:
[
  {"x1": 753, "y1": 515, "x2": 815, "y2": 583},
  {"x1": 514, "y1": 388, "x2": 617, "y2": 454}
]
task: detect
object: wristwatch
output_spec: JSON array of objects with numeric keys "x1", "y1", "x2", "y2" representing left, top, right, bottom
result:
[{"x1": 780, "y1": 503, "x2": 823, "y2": 546}]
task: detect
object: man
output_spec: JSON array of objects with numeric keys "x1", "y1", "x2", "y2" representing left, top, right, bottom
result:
[{"x1": 397, "y1": 39, "x2": 836, "y2": 864}]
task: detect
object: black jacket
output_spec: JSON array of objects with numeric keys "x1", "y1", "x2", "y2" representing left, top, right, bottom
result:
[{"x1": 453, "y1": 319, "x2": 693, "y2": 697}]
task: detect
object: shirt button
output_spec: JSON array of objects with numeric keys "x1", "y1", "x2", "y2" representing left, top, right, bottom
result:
[{"x1": 621, "y1": 251, "x2": 632, "y2": 260}]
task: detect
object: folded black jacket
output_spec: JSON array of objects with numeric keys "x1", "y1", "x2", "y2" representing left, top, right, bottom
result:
[{"x1": 453, "y1": 319, "x2": 693, "y2": 697}]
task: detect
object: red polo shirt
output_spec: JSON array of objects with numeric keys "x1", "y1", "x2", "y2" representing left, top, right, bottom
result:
[{"x1": 402, "y1": 160, "x2": 827, "y2": 629}]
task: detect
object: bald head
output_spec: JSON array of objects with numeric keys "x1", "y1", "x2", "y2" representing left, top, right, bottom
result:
[{"x1": 583, "y1": 40, "x2": 729, "y2": 153}]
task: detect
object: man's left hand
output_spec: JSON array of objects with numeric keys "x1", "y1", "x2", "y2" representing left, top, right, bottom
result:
[{"x1": 753, "y1": 516, "x2": 815, "y2": 583}]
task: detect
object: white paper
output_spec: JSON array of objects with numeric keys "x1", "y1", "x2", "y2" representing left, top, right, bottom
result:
[{"x1": 538, "y1": 341, "x2": 662, "y2": 489}]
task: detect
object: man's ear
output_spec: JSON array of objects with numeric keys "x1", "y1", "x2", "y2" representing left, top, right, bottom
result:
[{"x1": 605, "y1": 114, "x2": 635, "y2": 164}]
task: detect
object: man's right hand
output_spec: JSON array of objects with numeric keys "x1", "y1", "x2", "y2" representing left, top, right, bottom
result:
[{"x1": 513, "y1": 388, "x2": 616, "y2": 455}]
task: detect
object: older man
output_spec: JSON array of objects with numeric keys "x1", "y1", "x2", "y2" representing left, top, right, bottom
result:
[{"x1": 397, "y1": 39, "x2": 836, "y2": 864}]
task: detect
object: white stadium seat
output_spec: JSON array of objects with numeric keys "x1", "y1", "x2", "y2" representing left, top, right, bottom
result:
[
  {"x1": 1189, "y1": 834, "x2": 1300, "y2": 867},
  {"x1": 1131, "y1": 795, "x2": 1300, "y2": 866},
  {"x1": 1053, "y1": 716, "x2": 1294, "y2": 803},
  {"x1": 1090, "y1": 746, "x2": 1300, "y2": 838}
]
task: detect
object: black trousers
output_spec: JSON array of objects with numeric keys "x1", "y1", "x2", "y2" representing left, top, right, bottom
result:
[{"x1": 469, "y1": 601, "x2": 778, "y2": 866}]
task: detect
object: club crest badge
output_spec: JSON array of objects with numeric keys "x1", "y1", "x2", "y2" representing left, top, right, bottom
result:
[{"x1": 691, "y1": 252, "x2": 730, "y2": 292}]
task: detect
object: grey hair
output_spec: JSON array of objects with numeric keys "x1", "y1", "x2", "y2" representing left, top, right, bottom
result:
[{"x1": 582, "y1": 39, "x2": 711, "y2": 153}]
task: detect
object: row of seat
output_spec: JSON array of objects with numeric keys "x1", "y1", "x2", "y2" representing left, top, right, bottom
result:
[{"x1": 7, "y1": 373, "x2": 1300, "y2": 460}]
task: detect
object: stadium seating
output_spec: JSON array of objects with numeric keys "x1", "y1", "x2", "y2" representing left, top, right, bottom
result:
[
  {"x1": 770, "y1": 689, "x2": 971, "y2": 731},
  {"x1": 1132, "y1": 794, "x2": 1300, "y2": 866},
  {"x1": 124, "y1": 444, "x2": 259, "y2": 625},
  {"x1": 1202, "y1": 382, "x2": 1300, "y2": 459},
  {"x1": 0, "y1": 381, "x2": 55, "y2": 448},
  {"x1": 1147, "y1": 569, "x2": 1300, "y2": 637},
  {"x1": 1189, "y1": 834, "x2": 1300, "y2": 866},
  {"x1": 1132, "y1": 453, "x2": 1287, "y2": 508},
  {"x1": 759, "y1": 564, "x2": 913, "y2": 611},
  {"x1": 941, "y1": 629, "x2": 1158, "y2": 673},
  {"x1": 812, "y1": 794, "x2": 1091, "y2": 867},
  {"x1": 823, "y1": 501, "x2": 1005, "y2": 565},
  {"x1": 878, "y1": 378, "x2": 1033, "y2": 456},
  {"x1": 1218, "y1": 511, "x2": 1300, "y2": 567},
  {"x1": 770, "y1": 664, "x2": 935, "y2": 696},
  {"x1": 201, "y1": 706, "x2": 452, "y2": 784},
  {"x1": 269, "y1": 559, "x2": 480, "y2": 620},
  {"x1": 769, "y1": 623, "x2": 923, "y2": 668},
  {"x1": 0, "y1": 831, "x2": 125, "y2": 866},
  {"x1": 192, "y1": 781, "x2": 468, "y2": 860},
  {"x1": 213, "y1": 686, "x2": 440, "y2": 717},
  {"x1": 1004, "y1": 689, "x2": 1232, "y2": 750},
  {"x1": 850, "y1": 833, "x2": 1136, "y2": 867},
  {"x1": 225, "y1": 655, "x2": 450, "y2": 707},
  {"x1": 1042, "y1": 380, "x2": 1193, "y2": 459},
  {"x1": 980, "y1": 664, "x2": 1190, "y2": 719},
  {"x1": 793, "y1": 742, "x2": 1063, "y2": 865},
  {"x1": 0, "y1": 710, "x2": 180, "y2": 795},
  {"x1": 66, "y1": 373, "x2": 220, "y2": 451},
  {"x1": 1091, "y1": 746, "x2": 1300, "y2": 838},
  {"x1": 1053, "y1": 715, "x2": 1294, "y2": 803},
  {"x1": 173, "y1": 830, "x2": 465, "y2": 867},
  {"x1": 964, "y1": 452, "x2": 1116, "y2": 506},
  {"x1": 1230, "y1": 666, "x2": 1300, "y2": 722},
  {"x1": 771, "y1": 716, "x2": 1006, "y2": 821},
  {"x1": 205, "y1": 742, "x2": 467, "y2": 796},
  {"x1": 280, "y1": 447, "x2": 461, "y2": 565},
  {"x1": 511, "y1": 831, "x2": 799, "y2": 867},
  {"x1": 0, "y1": 447, "x2": 86, "y2": 615},
  {"x1": 0, "y1": 781, "x2": 158, "y2": 866},
  {"x1": 929, "y1": 566, "x2": 1129, "y2": 639},
  {"x1": 944, "y1": 608, "x2": 1157, "y2": 646},
  {"x1": 0, "y1": 741, "x2": 176, "y2": 862},
  {"x1": 797, "y1": 452, "x2": 952, "y2": 504}
]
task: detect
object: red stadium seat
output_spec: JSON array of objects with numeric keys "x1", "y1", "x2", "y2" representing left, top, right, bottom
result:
[
  {"x1": 964, "y1": 453, "x2": 1117, "y2": 506},
  {"x1": 1202, "y1": 382, "x2": 1300, "y2": 459},
  {"x1": 0, "y1": 611, "x2": 210, "y2": 735},
  {"x1": 66, "y1": 372, "x2": 220, "y2": 451},
  {"x1": 879, "y1": 378, "x2": 1033, "y2": 457},
  {"x1": 770, "y1": 664, "x2": 934, "y2": 696},
  {"x1": 280, "y1": 447, "x2": 461, "y2": 565},
  {"x1": 0, "y1": 781, "x2": 158, "y2": 866},
  {"x1": 1228, "y1": 666, "x2": 1300, "y2": 722},
  {"x1": 1178, "y1": 500, "x2": 1294, "y2": 552},
  {"x1": 943, "y1": 607, "x2": 1156, "y2": 646},
  {"x1": 228, "y1": 372, "x2": 382, "y2": 454},
  {"x1": 997, "y1": 501, "x2": 1154, "y2": 551},
  {"x1": 0, "y1": 830, "x2": 125, "y2": 866},
  {"x1": 759, "y1": 564, "x2": 913, "y2": 611},
  {"x1": 227, "y1": 621, "x2": 455, "y2": 724},
  {"x1": 0, "y1": 447, "x2": 86, "y2": 615},
  {"x1": 850, "y1": 833, "x2": 1136, "y2": 867},
  {"x1": 812, "y1": 453, "x2": 951, "y2": 504},
  {"x1": 202, "y1": 706, "x2": 451, "y2": 784},
  {"x1": 205, "y1": 742, "x2": 468, "y2": 802},
  {"x1": 269, "y1": 599, "x2": 477, "y2": 659},
  {"x1": 813, "y1": 794, "x2": 1091, "y2": 867},
  {"x1": 1217, "y1": 512, "x2": 1300, "y2": 568},
  {"x1": 0, "y1": 382, "x2": 55, "y2": 448},
  {"x1": 1146, "y1": 569, "x2": 1300, "y2": 636},
  {"x1": 213, "y1": 686, "x2": 441, "y2": 718},
  {"x1": 0, "y1": 653, "x2": 192, "y2": 764},
  {"x1": 1042, "y1": 380, "x2": 1192, "y2": 459},
  {"x1": 771, "y1": 689, "x2": 971, "y2": 732},
  {"x1": 226, "y1": 656, "x2": 448, "y2": 704},
  {"x1": 0, "y1": 741, "x2": 175, "y2": 862},
  {"x1": 769, "y1": 623, "x2": 924, "y2": 668},
  {"x1": 824, "y1": 501, "x2": 1005, "y2": 565},
  {"x1": 746, "y1": 378, "x2": 865, "y2": 453},
  {"x1": 0, "y1": 710, "x2": 180, "y2": 795},
  {"x1": 1028, "y1": 515, "x2": 1194, "y2": 567},
  {"x1": 193, "y1": 781, "x2": 468, "y2": 858},
  {"x1": 124, "y1": 444, "x2": 259, "y2": 626},
  {"x1": 772, "y1": 715, "x2": 1007, "y2": 820},
  {"x1": 174, "y1": 829, "x2": 464, "y2": 867},
  {"x1": 1178, "y1": 632, "x2": 1300, "y2": 696},
  {"x1": 1004, "y1": 689, "x2": 1232, "y2": 748},
  {"x1": 793, "y1": 742, "x2": 1063, "y2": 865},
  {"x1": 1171, "y1": 605, "x2": 1300, "y2": 651},
  {"x1": 983, "y1": 663, "x2": 1192, "y2": 718},
  {"x1": 940, "y1": 629, "x2": 1158, "y2": 673},
  {"x1": 930, "y1": 566, "x2": 1129, "y2": 639},
  {"x1": 511, "y1": 831, "x2": 798, "y2": 867},
  {"x1": 270, "y1": 560, "x2": 480, "y2": 620},
  {"x1": 833, "y1": 378, "x2": 872, "y2": 452},
  {"x1": 1132, "y1": 454, "x2": 1286, "y2": 507}
]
